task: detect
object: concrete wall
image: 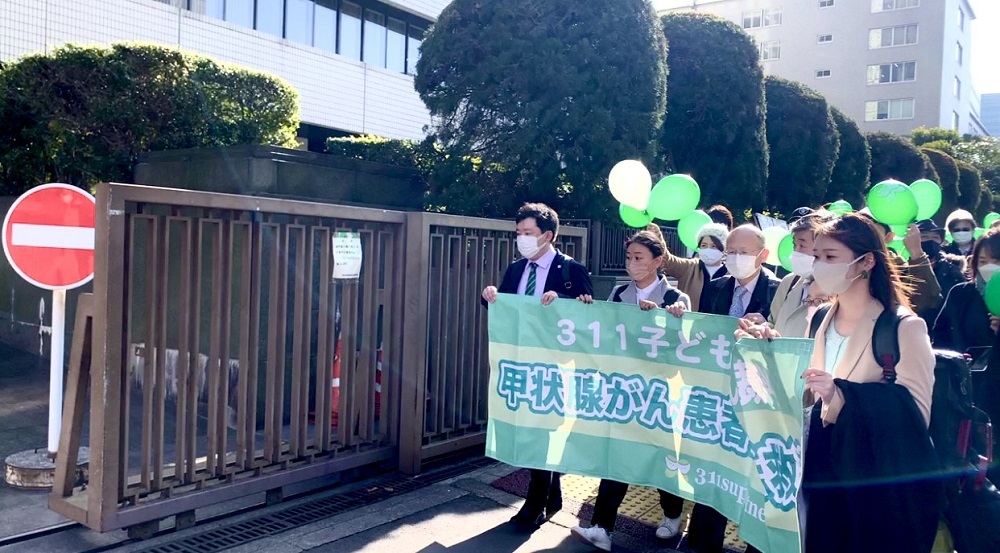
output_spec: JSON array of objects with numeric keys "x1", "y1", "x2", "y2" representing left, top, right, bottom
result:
[{"x1": 0, "y1": 0, "x2": 434, "y2": 140}]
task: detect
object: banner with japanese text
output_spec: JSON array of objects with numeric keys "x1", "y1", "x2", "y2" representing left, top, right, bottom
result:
[{"x1": 485, "y1": 295, "x2": 813, "y2": 553}]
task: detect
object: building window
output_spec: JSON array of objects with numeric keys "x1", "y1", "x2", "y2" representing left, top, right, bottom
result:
[
  {"x1": 763, "y1": 8, "x2": 782, "y2": 26},
  {"x1": 742, "y1": 11, "x2": 762, "y2": 29},
  {"x1": 816, "y1": 69, "x2": 831, "y2": 78},
  {"x1": 363, "y1": 9, "x2": 387, "y2": 67},
  {"x1": 314, "y1": 0, "x2": 338, "y2": 53},
  {"x1": 869, "y1": 24, "x2": 918, "y2": 48},
  {"x1": 204, "y1": 0, "x2": 224, "y2": 19},
  {"x1": 339, "y1": 1, "x2": 362, "y2": 60},
  {"x1": 760, "y1": 41, "x2": 781, "y2": 61},
  {"x1": 256, "y1": 0, "x2": 285, "y2": 38},
  {"x1": 865, "y1": 98, "x2": 915, "y2": 121},
  {"x1": 224, "y1": 0, "x2": 254, "y2": 28},
  {"x1": 285, "y1": 0, "x2": 314, "y2": 45},
  {"x1": 959, "y1": 7, "x2": 965, "y2": 30},
  {"x1": 866, "y1": 61, "x2": 916, "y2": 84},
  {"x1": 953, "y1": 111, "x2": 961, "y2": 130},
  {"x1": 818, "y1": 34, "x2": 833, "y2": 43},
  {"x1": 406, "y1": 26, "x2": 424, "y2": 75},
  {"x1": 956, "y1": 42, "x2": 963, "y2": 65},
  {"x1": 819, "y1": 0, "x2": 834, "y2": 7},
  {"x1": 742, "y1": 8, "x2": 781, "y2": 29},
  {"x1": 955, "y1": 77, "x2": 961, "y2": 99},
  {"x1": 386, "y1": 17, "x2": 406, "y2": 73},
  {"x1": 872, "y1": 0, "x2": 919, "y2": 12}
]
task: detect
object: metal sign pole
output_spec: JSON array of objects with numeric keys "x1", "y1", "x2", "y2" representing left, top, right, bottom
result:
[{"x1": 48, "y1": 288, "x2": 66, "y2": 455}]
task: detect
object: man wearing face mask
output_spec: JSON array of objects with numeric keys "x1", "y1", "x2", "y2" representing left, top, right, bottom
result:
[
  {"x1": 944, "y1": 209, "x2": 977, "y2": 256},
  {"x1": 481, "y1": 202, "x2": 594, "y2": 528},
  {"x1": 683, "y1": 224, "x2": 781, "y2": 553},
  {"x1": 763, "y1": 210, "x2": 834, "y2": 337}
]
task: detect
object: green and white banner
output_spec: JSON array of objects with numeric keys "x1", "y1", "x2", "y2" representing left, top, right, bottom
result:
[{"x1": 486, "y1": 295, "x2": 814, "y2": 553}]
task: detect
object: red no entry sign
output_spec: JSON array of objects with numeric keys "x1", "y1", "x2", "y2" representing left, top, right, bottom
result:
[{"x1": 2, "y1": 183, "x2": 96, "y2": 290}]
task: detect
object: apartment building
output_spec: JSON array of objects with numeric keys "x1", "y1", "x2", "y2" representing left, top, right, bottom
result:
[
  {"x1": 661, "y1": 0, "x2": 987, "y2": 136},
  {"x1": 1, "y1": 0, "x2": 450, "y2": 149}
]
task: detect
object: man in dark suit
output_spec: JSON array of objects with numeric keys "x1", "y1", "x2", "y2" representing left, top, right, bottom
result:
[
  {"x1": 482, "y1": 202, "x2": 594, "y2": 527},
  {"x1": 687, "y1": 224, "x2": 779, "y2": 553}
]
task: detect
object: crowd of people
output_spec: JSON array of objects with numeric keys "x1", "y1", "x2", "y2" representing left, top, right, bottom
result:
[{"x1": 481, "y1": 201, "x2": 1000, "y2": 553}]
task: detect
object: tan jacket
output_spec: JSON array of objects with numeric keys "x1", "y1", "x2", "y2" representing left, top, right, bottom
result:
[
  {"x1": 769, "y1": 274, "x2": 811, "y2": 338},
  {"x1": 662, "y1": 252, "x2": 707, "y2": 312},
  {"x1": 810, "y1": 299, "x2": 935, "y2": 427}
]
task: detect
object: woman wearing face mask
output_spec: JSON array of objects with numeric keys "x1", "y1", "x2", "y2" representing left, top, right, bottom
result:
[
  {"x1": 944, "y1": 209, "x2": 977, "y2": 256},
  {"x1": 658, "y1": 223, "x2": 728, "y2": 313},
  {"x1": 572, "y1": 225, "x2": 690, "y2": 551},
  {"x1": 801, "y1": 214, "x2": 939, "y2": 553},
  {"x1": 933, "y1": 226, "x2": 1000, "y2": 481}
]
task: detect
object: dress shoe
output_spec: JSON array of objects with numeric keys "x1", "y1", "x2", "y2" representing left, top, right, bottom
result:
[{"x1": 510, "y1": 505, "x2": 545, "y2": 527}]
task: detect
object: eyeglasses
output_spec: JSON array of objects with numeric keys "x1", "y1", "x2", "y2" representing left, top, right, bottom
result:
[
  {"x1": 724, "y1": 250, "x2": 761, "y2": 256},
  {"x1": 953, "y1": 227, "x2": 974, "y2": 233}
]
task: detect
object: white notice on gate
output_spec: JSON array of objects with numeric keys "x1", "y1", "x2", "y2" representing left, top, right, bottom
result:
[{"x1": 332, "y1": 231, "x2": 362, "y2": 279}]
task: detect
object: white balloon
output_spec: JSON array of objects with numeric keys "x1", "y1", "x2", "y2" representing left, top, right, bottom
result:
[
  {"x1": 608, "y1": 160, "x2": 652, "y2": 210},
  {"x1": 761, "y1": 226, "x2": 790, "y2": 266}
]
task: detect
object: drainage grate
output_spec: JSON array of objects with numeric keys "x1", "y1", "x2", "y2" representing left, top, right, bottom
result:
[{"x1": 139, "y1": 457, "x2": 497, "y2": 553}]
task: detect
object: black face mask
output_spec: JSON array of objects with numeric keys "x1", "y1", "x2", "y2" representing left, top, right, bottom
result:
[{"x1": 921, "y1": 240, "x2": 942, "y2": 257}]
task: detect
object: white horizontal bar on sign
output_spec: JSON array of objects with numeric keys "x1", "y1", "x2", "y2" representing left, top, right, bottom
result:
[{"x1": 10, "y1": 223, "x2": 96, "y2": 250}]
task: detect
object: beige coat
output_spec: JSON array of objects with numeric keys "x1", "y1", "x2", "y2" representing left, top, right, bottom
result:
[
  {"x1": 809, "y1": 298, "x2": 935, "y2": 427},
  {"x1": 662, "y1": 252, "x2": 706, "y2": 312},
  {"x1": 768, "y1": 274, "x2": 811, "y2": 338}
]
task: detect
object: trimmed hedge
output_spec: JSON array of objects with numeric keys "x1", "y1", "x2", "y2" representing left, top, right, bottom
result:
[{"x1": 0, "y1": 43, "x2": 299, "y2": 194}]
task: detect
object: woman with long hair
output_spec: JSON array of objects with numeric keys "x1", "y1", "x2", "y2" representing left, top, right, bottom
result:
[{"x1": 801, "y1": 213, "x2": 940, "y2": 553}]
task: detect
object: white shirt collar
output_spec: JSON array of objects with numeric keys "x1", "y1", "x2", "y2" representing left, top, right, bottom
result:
[
  {"x1": 735, "y1": 271, "x2": 761, "y2": 296},
  {"x1": 530, "y1": 247, "x2": 557, "y2": 270}
]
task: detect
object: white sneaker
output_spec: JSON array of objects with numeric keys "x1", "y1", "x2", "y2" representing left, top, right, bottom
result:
[
  {"x1": 655, "y1": 515, "x2": 682, "y2": 539},
  {"x1": 571, "y1": 525, "x2": 613, "y2": 551}
]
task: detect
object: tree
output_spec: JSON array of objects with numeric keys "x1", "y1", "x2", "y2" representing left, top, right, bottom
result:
[
  {"x1": 828, "y1": 107, "x2": 870, "y2": 207},
  {"x1": 763, "y1": 76, "x2": 839, "y2": 214},
  {"x1": 910, "y1": 126, "x2": 961, "y2": 147},
  {"x1": 415, "y1": 0, "x2": 667, "y2": 220},
  {"x1": 0, "y1": 43, "x2": 299, "y2": 195},
  {"x1": 659, "y1": 13, "x2": 767, "y2": 212},
  {"x1": 979, "y1": 186, "x2": 996, "y2": 221},
  {"x1": 868, "y1": 131, "x2": 933, "y2": 185},
  {"x1": 921, "y1": 148, "x2": 961, "y2": 220},
  {"x1": 956, "y1": 159, "x2": 982, "y2": 213},
  {"x1": 953, "y1": 137, "x2": 1000, "y2": 192}
]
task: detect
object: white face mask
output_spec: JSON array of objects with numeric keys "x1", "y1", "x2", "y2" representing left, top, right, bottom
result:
[
  {"x1": 789, "y1": 251, "x2": 815, "y2": 278},
  {"x1": 516, "y1": 234, "x2": 545, "y2": 259},
  {"x1": 725, "y1": 253, "x2": 761, "y2": 280},
  {"x1": 699, "y1": 248, "x2": 724, "y2": 266},
  {"x1": 953, "y1": 231, "x2": 974, "y2": 245},
  {"x1": 979, "y1": 263, "x2": 1000, "y2": 283},
  {"x1": 812, "y1": 255, "x2": 864, "y2": 296}
]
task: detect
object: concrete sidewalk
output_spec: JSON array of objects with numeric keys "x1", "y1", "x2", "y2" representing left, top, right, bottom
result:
[{"x1": 112, "y1": 462, "x2": 684, "y2": 553}]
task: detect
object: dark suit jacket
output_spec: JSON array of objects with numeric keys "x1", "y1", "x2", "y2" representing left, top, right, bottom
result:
[
  {"x1": 483, "y1": 250, "x2": 594, "y2": 307},
  {"x1": 701, "y1": 267, "x2": 781, "y2": 318}
]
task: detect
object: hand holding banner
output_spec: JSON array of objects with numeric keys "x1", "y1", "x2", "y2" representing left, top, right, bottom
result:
[{"x1": 486, "y1": 295, "x2": 813, "y2": 553}]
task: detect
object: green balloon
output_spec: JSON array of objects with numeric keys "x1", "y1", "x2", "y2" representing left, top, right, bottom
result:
[
  {"x1": 890, "y1": 224, "x2": 909, "y2": 238},
  {"x1": 677, "y1": 210, "x2": 713, "y2": 250},
  {"x1": 867, "y1": 180, "x2": 919, "y2": 226},
  {"x1": 909, "y1": 179, "x2": 942, "y2": 221},
  {"x1": 828, "y1": 200, "x2": 853, "y2": 216},
  {"x1": 986, "y1": 274, "x2": 1000, "y2": 316},
  {"x1": 619, "y1": 204, "x2": 653, "y2": 228},
  {"x1": 975, "y1": 227, "x2": 986, "y2": 240},
  {"x1": 984, "y1": 212, "x2": 1000, "y2": 228},
  {"x1": 647, "y1": 174, "x2": 701, "y2": 221},
  {"x1": 945, "y1": 231, "x2": 953, "y2": 244},
  {"x1": 887, "y1": 238, "x2": 910, "y2": 262},
  {"x1": 777, "y1": 233, "x2": 795, "y2": 272}
]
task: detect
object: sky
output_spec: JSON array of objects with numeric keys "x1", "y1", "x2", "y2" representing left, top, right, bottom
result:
[{"x1": 653, "y1": 0, "x2": 1000, "y2": 95}]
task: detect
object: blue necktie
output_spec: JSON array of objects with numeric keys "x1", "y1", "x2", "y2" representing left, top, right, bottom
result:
[{"x1": 729, "y1": 285, "x2": 748, "y2": 317}]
